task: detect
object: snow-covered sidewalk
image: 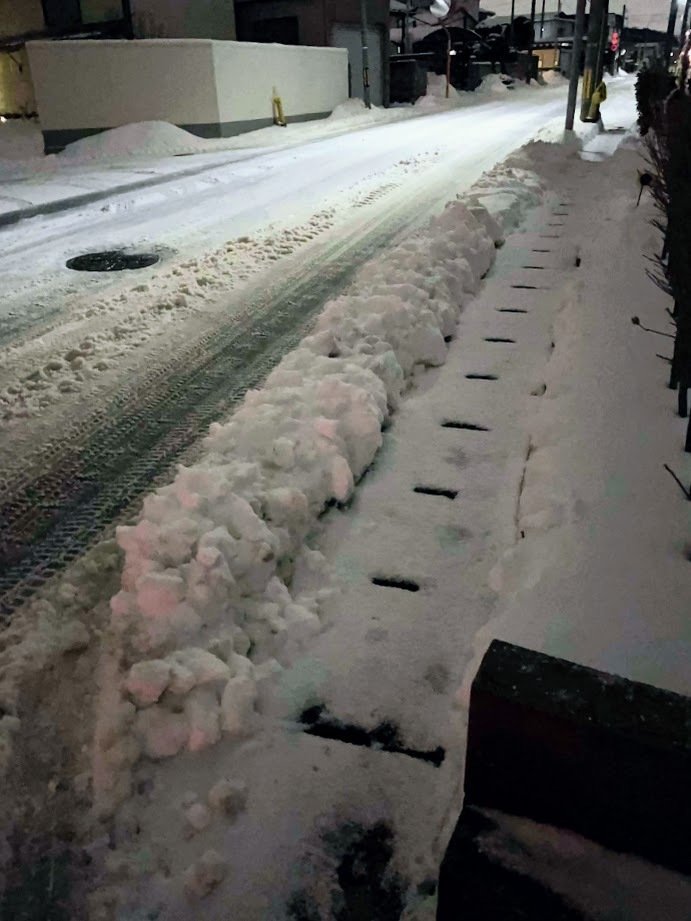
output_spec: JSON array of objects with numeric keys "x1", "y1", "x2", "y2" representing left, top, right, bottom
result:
[{"x1": 467, "y1": 144, "x2": 691, "y2": 698}]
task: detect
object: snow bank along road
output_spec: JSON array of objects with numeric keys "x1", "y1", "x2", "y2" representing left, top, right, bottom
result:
[{"x1": 0, "y1": 79, "x2": 634, "y2": 617}]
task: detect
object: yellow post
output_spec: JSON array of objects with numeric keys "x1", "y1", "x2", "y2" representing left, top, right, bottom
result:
[
  {"x1": 272, "y1": 87, "x2": 287, "y2": 127},
  {"x1": 587, "y1": 79, "x2": 607, "y2": 121}
]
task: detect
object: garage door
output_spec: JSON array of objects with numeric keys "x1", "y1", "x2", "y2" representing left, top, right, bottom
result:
[{"x1": 331, "y1": 24, "x2": 384, "y2": 107}]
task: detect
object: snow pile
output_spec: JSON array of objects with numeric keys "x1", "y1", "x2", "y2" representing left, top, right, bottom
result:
[
  {"x1": 59, "y1": 121, "x2": 209, "y2": 161},
  {"x1": 541, "y1": 70, "x2": 569, "y2": 87},
  {"x1": 475, "y1": 74, "x2": 515, "y2": 96},
  {"x1": 466, "y1": 160, "x2": 544, "y2": 235},
  {"x1": 0, "y1": 118, "x2": 43, "y2": 161},
  {"x1": 326, "y1": 98, "x2": 391, "y2": 125},
  {"x1": 95, "y1": 167, "x2": 543, "y2": 806},
  {"x1": 426, "y1": 73, "x2": 461, "y2": 100},
  {"x1": 415, "y1": 73, "x2": 464, "y2": 111}
]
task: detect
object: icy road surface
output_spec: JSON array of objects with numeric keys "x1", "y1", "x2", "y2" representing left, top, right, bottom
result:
[
  {"x1": 1, "y1": 81, "x2": 600, "y2": 343},
  {"x1": 0, "y1": 79, "x2": 635, "y2": 612}
]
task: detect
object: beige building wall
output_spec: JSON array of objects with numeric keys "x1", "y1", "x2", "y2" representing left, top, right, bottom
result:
[
  {"x1": 0, "y1": 0, "x2": 44, "y2": 37},
  {"x1": 0, "y1": 47, "x2": 36, "y2": 114},
  {"x1": 0, "y1": 1, "x2": 42, "y2": 115},
  {"x1": 131, "y1": 0, "x2": 236, "y2": 39}
]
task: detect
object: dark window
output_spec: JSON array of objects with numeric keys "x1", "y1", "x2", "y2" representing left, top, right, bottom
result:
[
  {"x1": 42, "y1": 0, "x2": 127, "y2": 32},
  {"x1": 250, "y1": 16, "x2": 300, "y2": 45},
  {"x1": 42, "y1": 0, "x2": 82, "y2": 30}
]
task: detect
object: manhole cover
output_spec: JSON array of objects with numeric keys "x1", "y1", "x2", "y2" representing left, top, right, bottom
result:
[{"x1": 66, "y1": 251, "x2": 159, "y2": 272}]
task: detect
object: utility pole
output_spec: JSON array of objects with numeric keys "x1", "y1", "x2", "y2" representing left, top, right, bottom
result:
[
  {"x1": 580, "y1": 0, "x2": 607, "y2": 120},
  {"x1": 509, "y1": 0, "x2": 516, "y2": 47},
  {"x1": 619, "y1": 3, "x2": 627, "y2": 72},
  {"x1": 122, "y1": 0, "x2": 133, "y2": 38},
  {"x1": 681, "y1": 0, "x2": 691, "y2": 41},
  {"x1": 596, "y1": 0, "x2": 610, "y2": 82},
  {"x1": 402, "y1": 0, "x2": 414, "y2": 54},
  {"x1": 528, "y1": 0, "x2": 537, "y2": 82},
  {"x1": 565, "y1": 0, "x2": 587, "y2": 131},
  {"x1": 666, "y1": 0, "x2": 680, "y2": 62},
  {"x1": 540, "y1": 0, "x2": 546, "y2": 40},
  {"x1": 445, "y1": 27, "x2": 452, "y2": 99},
  {"x1": 359, "y1": 0, "x2": 371, "y2": 108}
]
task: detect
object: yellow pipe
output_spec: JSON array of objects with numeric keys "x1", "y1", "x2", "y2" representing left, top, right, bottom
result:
[{"x1": 272, "y1": 86, "x2": 287, "y2": 127}]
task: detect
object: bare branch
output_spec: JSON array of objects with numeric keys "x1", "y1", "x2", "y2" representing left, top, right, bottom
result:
[
  {"x1": 663, "y1": 463, "x2": 691, "y2": 500},
  {"x1": 631, "y1": 316, "x2": 676, "y2": 338}
]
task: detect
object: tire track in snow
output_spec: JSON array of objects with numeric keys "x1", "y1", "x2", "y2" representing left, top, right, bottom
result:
[{"x1": 0, "y1": 177, "x2": 456, "y2": 619}]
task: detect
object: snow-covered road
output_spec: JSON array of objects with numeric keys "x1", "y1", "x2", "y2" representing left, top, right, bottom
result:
[
  {"x1": 0, "y1": 78, "x2": 635, "y2": 615},
  {"x1": 0, "y1": 79, "x2": 637, "y2": 422},
  {"x1": 1, "y1": 81, "x2": 595, "y2": 343}
]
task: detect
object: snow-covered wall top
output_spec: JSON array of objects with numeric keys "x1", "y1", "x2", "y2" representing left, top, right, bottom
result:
[{"x1": 26, "y1": 39, "x2": 349, "y2": 150}]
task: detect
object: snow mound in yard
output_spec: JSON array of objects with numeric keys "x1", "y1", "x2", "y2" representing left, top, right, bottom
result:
[
  {"x1": 476, "y1": 74, "x2": 515, "y2": 95},
  {"x1": 425, "y1": 73, "x2": 461, "y2": 99},
  {"x1": 541, "y1": 70, "x2": 569, "y2": 86},
  {"x1": 59, "y1": 121, "x2": 208, "y2": 161},
  {"x1": 327, "y1": 98, "x2": 387, "y2": 122},
  {"x1": 95, "y1": 164, "x2": 543, "y2": 811},
  {"x1": 415, "y1": 72, "x2": 464, "y2": 108}
]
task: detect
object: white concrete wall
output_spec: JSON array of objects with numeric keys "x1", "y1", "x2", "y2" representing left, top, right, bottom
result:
[
  {"x1": 27, "y1": 40, "x2": 219, "y2": 132},
  {"x1": 132, "y1": 0, "x2": 236, "y2": 40},
  {"x1": 27, "y1": 39, "x2": 349, "y2": 143},
  {"x1": 212, "y1": 41, "x2": 348, "y2": 123}
]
